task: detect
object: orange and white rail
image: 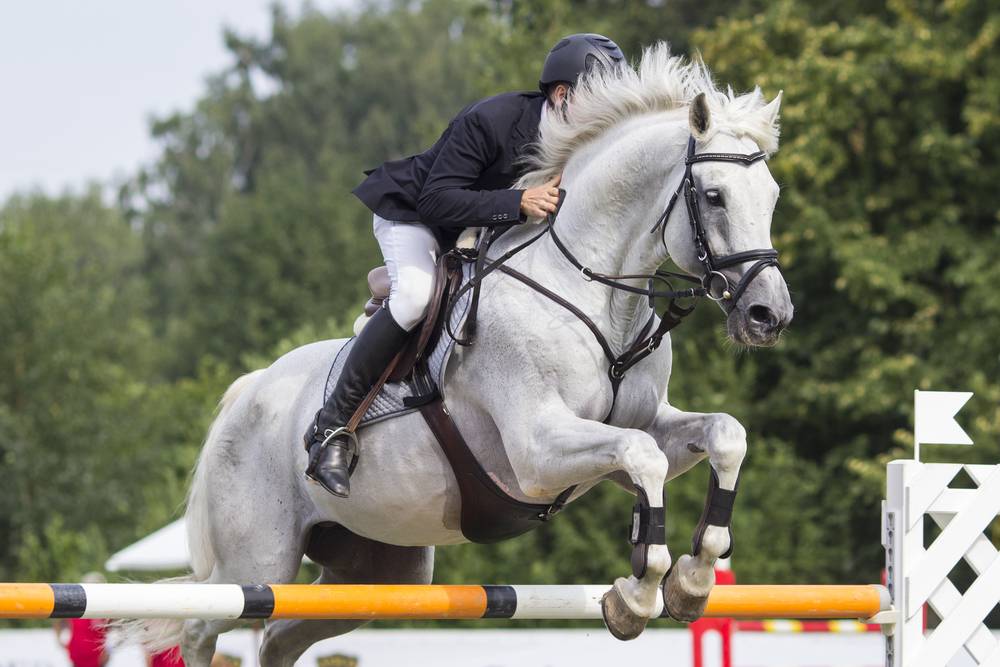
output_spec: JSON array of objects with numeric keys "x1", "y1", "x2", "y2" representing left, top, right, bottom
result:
[{"x1": 0, "y1": 583, "x2": 888, "y2": 621}]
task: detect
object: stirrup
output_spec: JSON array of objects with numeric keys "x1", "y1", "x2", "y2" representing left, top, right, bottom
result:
[
  {"x1": 319, "y1": 426, "x2": 359, "y2": 459},
  {"x1": 309, "y1": 427, "x2": 361, "y2": 477}
]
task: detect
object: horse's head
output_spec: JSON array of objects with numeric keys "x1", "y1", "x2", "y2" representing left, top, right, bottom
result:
[
  {"x1": 518, "y1": 44, "x2": 793, "y2": 346},
  {"x1": 661, "y1": 92, "x2": 793, "y2": 347}
]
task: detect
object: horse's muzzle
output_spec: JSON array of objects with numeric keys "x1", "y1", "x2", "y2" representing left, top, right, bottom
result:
[{"x1": 728, "y1": 297, "x2": 793, "y2": 347}]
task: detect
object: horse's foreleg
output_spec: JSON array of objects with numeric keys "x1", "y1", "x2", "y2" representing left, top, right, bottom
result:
[
  {"x1": 512, "y1": 412, "x2": 670, "y2": 640},
  {"x1": 647, "y1": 403, "x2": 747, "y2": 622}
]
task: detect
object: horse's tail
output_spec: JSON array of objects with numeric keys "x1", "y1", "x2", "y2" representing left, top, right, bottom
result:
[
  {"x1": 112, "y1": 370, "x2": 265, "y2": 654},
  {"x1": 187, "y1": 369, "x2": 263, "y2": 580}
]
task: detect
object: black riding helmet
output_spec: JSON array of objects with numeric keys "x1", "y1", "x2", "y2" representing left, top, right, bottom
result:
[{"x1": 539, "y1": 33, "x2": 625, "y2": 91}]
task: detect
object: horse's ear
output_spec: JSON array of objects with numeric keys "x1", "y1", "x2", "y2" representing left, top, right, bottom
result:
[
  {"x1": 689, "y1": 92, "x2": 712, "y2": 139},
  {"x1": 762, "y1": 90, "x2": 783, "y2": 125}
]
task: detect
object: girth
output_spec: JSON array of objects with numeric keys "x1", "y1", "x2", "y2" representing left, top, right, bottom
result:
[{"x1": 419, "y1": 398, "x2": 575, "y2": 543}]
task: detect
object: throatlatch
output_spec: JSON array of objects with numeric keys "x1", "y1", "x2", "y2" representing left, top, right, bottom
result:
[
  {"x1": 691, "y1": 467, "x2": 738, "y2": 559},
  {"x1": 629, "y1": 487, "x2": 667, "y2": 578}
]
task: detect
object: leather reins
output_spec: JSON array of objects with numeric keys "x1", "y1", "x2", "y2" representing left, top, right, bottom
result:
[{"x1": 445, "y1": 133, "x2": 783, "y2": 419}]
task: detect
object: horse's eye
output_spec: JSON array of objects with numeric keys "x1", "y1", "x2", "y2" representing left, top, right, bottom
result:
[{"x1": 705, "y1": 189, "x2": 724, "y2": 207}]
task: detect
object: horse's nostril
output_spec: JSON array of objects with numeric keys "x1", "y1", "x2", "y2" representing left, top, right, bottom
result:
[{"x1": 748, "y1": 304, "x2": 777, "y2": 328}]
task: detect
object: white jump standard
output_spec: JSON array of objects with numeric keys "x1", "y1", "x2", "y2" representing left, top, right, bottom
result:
[{"x1": 883, "y1": 460, "x2": 1000, "y2": 667}]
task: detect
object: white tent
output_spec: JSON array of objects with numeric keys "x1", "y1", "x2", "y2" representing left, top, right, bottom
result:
[
  {"x1": 105, "y1": 519, "x2": 189, "y2": 572},
  {"x1": 105, "y1": 519, "x2": 313, "y2": 572}
]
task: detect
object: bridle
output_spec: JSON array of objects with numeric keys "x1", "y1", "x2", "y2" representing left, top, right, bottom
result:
[
  {"x1": 521, "y1": 133, "x2": 782, "y2": 316},
  {"x1": 650, "y1": 135, "x2": 780, "y2": 312},
  {"x1": 445, "y1": 132, "x2": 783, "y2": 417}
]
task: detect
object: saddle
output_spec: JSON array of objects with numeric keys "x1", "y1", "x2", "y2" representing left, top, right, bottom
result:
[
  {"x1": 358, "y1": 254, "x2": 463, "y2": 384},
  {"x1": 355, "y1": 227, "x2": 481, "y2": 383}
]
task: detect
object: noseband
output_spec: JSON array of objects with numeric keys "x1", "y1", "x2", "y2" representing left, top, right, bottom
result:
[{"x1": 652, "y1": 135, "x2": 781, "y2": 312}]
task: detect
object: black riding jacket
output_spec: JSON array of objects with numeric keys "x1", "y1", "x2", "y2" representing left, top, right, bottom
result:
[{"x1": 352, "y1": 91, "x2": 545, "y2": 246}]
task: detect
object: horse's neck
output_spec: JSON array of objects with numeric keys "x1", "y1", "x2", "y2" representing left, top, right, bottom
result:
[{"x1": 499, "y1": 119, "x2": 689, "y2": 352}]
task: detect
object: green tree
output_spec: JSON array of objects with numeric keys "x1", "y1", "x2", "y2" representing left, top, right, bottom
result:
[
  {"x1": 0, "y1": 192, "x2": 232, "y2": 584},
  {"x1": 0, "y1": 191, "x2": 150, "y2": 578}
]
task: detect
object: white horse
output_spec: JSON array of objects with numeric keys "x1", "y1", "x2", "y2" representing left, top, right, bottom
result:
[{"x1": 140, "y1": 44, "x2": 791, "y2": 665}]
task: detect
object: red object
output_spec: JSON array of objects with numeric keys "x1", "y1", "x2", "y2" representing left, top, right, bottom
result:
[
  {"x1": 66, "y1": 618, "x2": 108, "y2": 667},
  {"x1": 691, "y1": 568, "x2": 902, "y2": 667},
  {"x1": 734, "y1": 620, "x2": 881, "y2": 632},
  {"x1": 690, "y1": 568, "x2": 736, "y2": 667},
  {"x1": 150, "y1": 647, "x2": 185, "y2": 667}
]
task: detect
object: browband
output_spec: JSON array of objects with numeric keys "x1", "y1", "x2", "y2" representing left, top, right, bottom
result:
[{"x1": 687, "y1": 150, "x2": 767, "y2": 166}]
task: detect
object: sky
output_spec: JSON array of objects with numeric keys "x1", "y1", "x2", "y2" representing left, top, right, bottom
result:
[{"x1": 0, "y1": 0, "x2": 352, "y2": 201}]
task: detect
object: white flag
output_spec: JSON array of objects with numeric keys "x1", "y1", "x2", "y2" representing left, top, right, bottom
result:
[{"x1": 914, "y1": 390, "x2": 973, "y2": 446}]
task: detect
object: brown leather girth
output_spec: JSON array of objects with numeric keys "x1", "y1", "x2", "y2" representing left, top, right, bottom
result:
[{"x1": 419, "y1": 398, "x2": 574, "y2": 544}]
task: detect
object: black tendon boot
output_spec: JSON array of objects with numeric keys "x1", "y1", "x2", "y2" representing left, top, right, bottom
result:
[{"x1": 304, "y1": 306, "x2": 410, "y2": 497}]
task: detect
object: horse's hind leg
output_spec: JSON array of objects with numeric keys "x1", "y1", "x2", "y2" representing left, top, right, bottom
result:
[
  {"x1": 181, "y1": 540, "x2": 306, "y2": 667},
  {"x1": 259, "y1": 524, "x2": 434, "y2": 667},
  {"x1": 180, "y1": 618, "x2": 241, "y2": 667},
  {"x1": 181, "y1": 442, "x2": 309, "y2": 664},
  {"x1": 648, "y1": 403, "x2": 747, "y2": 622}
]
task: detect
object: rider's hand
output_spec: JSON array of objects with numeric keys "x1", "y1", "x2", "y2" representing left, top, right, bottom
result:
[{"x1": 519, "y1": 175, "x2": 562, "y2": 220}]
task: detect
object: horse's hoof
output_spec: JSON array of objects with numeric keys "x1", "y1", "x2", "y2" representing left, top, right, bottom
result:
[
  {"x1": 663, "y1": 561, "x2": 711, "y2": 622},
  {"x1": 601, "y1": 587, "x2": 648, "y2": 641}
]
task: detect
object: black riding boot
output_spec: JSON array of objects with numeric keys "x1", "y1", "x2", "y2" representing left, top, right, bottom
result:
[{"x1": 304, "y1": 306, "x2": 410, "y2": 497}]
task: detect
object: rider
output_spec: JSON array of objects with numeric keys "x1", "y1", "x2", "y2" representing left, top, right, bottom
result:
[{"x1": 304, "y1": 33, "x2": 626, "y2": 498}]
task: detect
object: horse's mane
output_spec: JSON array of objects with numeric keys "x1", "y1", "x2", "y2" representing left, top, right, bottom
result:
[{"x1": 516, "y1": 42, "x2": 781, "y2": 188}]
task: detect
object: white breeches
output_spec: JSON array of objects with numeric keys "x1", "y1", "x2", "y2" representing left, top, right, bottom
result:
[{"x1": 373, "y1": 215, "x2": 441, "y2": 331}]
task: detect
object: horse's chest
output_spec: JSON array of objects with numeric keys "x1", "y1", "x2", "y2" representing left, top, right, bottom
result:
[
  {"x1": 473, "y1": 286, "x2": 671, "y2": 422},
  {"x1": 606, "y1": 370, "x2": 666, "y2": 428},
  {"x1": 545, "y1": 336, "x2": 670, "y2": 427}
]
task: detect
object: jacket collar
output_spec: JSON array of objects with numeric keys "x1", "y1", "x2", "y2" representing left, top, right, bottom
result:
[{"x1": 513, "y1": 93, "x2": 546, "y2": 151}]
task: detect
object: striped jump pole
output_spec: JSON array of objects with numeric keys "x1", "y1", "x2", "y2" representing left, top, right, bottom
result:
[{"x1": 0, "y1": 583, "x2": 889, "y2": 622}]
